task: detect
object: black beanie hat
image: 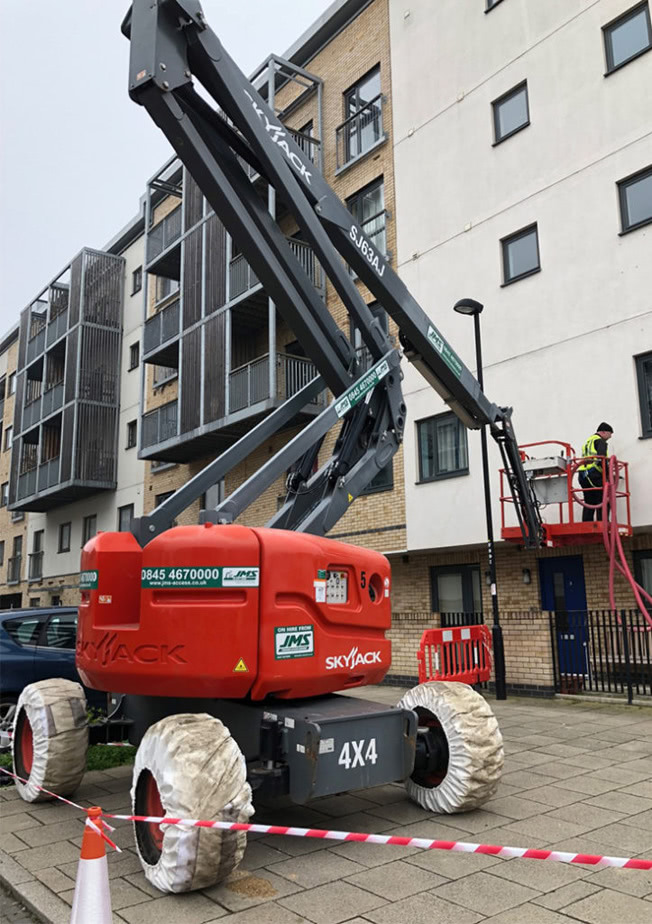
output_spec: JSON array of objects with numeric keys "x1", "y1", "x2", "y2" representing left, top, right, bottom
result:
[{"x1": 597, "y1": 422, "x2": 613, "y2": 433}]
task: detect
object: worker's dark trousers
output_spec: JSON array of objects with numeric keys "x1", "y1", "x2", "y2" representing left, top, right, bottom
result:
[{"x1": 579, "y1": 470, "x2": 604, "y2": 521}]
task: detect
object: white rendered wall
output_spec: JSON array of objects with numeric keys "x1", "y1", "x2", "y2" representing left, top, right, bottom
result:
[{"x1": 390, "y1": 0, "x2": 652, "y2": 551}]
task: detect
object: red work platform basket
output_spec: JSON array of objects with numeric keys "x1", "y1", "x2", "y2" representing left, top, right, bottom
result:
[
  {"x1": 417, "y1": 625, "x2": 492, "y2": 685},
  {"x1": 500, "y1": 441, "x2": 633, "y2": 548}
]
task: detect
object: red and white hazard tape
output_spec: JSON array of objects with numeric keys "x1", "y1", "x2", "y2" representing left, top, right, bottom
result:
[{"x1": 1, "y1": 767, "x2": 651, "y2": 871}]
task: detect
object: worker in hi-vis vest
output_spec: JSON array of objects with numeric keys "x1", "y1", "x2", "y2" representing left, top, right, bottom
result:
[{"x1": 577, "y1": 423, "x2": 613, "y2": 522}]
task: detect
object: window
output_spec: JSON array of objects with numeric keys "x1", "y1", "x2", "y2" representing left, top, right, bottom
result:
[
  {"x1": 44, "y1": 612, "x2": 77, "y2": 650},
  {"x1": 0, "y1": 540, "x2": 4, "y2": 566},
  {"x1": 155, "y1": 276, "x2": 180, "y2": 304},
  {"x1": 4, "y1": 616, "x2": 43, "y2": 647},
  {"x1": 155, "y1": 491, "x2": 175, "y2": 507},
  {"x1": 417, "y1": 412, "x2": 469, "y2": 481},
  {"x1": 0, "y1": 376, "x2": 5, "y2": 400},
  {"x1": 1, "y1": 482, "x2": 8, "y2": 507},
  {"x1": 501, "y1": 223, "x2": 540, "y2": 284},
  {"x1": 8, "y1": 372, "x2": 16, "y2": 395},
  {"x1": 29, "y1": 598, "x2": 40, "y2": 607},
  {"x1": 118, "y1": 504, "x2": 134, "y2": 532},
  {"x1": 129, "y1": 342, "x2": 140, "y2": 371},
  {"x1": 132, "y1": 266, "x2": 143, "y2": 295},
  {"x1": 634, "y1": 550, "x2": 652, "y2": 599},
  {"x1": 347, "y1": 179, "x2": 386, "y2": 256},
  {"x1": 603, "y1": 2, "x2": 652, "y2": 73},
  {"x1": 431, "y1": 565, "x2": 482, "y2": 623},
  {"x1": 361, "y1": 462, "x2": 394, "y2": 495},
  {"x1": 82, "y1": 514, "x2": 97, "y2": 545},
  {"x1": 153, "y1": 364, "x2": 177, "y2": 387},
  {"x1": 636, "y1": 351, "x2": 652, "y2": 437},
  {"x1": 127, "y1": 419, "x2": 137, "y2": 449},
  {"x1": 492, "y1": 81, "x2": 529, "y2": 144},
  {"x1": 618, "y1": 166, "x2": 652, "y2": 233},
  {"x1": 3, "y1": 426, "x2": 11, "y2": 451},
  {"x1": 340, "y1": 65, "x2": 383, "y2": 167},
  {"x1": 58, "y1": 522, "x2": 71, "y2": 553},
  {"x1": 29, "y1": 530, "x2": 44, "y2": 581}
]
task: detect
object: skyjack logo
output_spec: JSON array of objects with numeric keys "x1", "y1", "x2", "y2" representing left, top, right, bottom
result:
[
  {"x1": 243, "y1": 90, "x2": 313, "y2": 185},
  {"x1": 325, "y1": 647, "x2": 382, "y2": 671},
  {"x1": 77, "y1": 632, "x2": 187, "y2": 666}
]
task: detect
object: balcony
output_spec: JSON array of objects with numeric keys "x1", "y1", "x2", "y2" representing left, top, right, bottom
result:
[
  {"x1": 38, "y1": 456, "x2": 61, "y2": 492},
  {"x1": 229, "y1": 353, "x2": 322, "y2": 414},
  {"x1": 336, "y1": 94, "x2": 385, "y2": 172},
  {"x1": 229, "y1": 238, "x2": 323, "y2": 304},
  {"x1": 7, "y1": 556, "x2": 22, "y2": 585},
  {"x1": 79, "y1": 369, "x2": 118, "y2": 404},
  {"x1": 17, "y1": 467, "x2": 38, "y2": 501},
  {"x1": 28, "y1": 551, "x2": 44, "y2": 582},
  {"x1": 229, "y1": 253, "x2": 259, "y2": 301},
  {"x1": 143, "y1": 298, "x2": 180, "y2": 366},
  {"x1": 146, "y1": 206, "x2": 182, "y2": 277},
  {"x1": 142, "y1": 400, "x2": 178, "y2": 450},
  {"x1": 26, "y1": 327, "x2": 46, "y2": 365},
  {"x1": 22, "y1": 397, "x2": 42, "y2": 431}
]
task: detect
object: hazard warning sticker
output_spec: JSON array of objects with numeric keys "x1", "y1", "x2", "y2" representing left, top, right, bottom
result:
[{"x1": 233, "y1": 658, "x2": 249, "y2": 673}]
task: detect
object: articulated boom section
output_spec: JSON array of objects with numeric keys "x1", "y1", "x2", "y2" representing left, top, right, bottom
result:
[
  {"x1": 77, "y1": 525, "x2": 391, "y2": 700},
  {"x1": 121, "y1": 0, "x2": 543, "y2": 550}
]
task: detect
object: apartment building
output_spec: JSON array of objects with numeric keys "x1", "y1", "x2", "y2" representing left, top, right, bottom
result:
[
  {"x1": 0, "y1": 326, "x2": 23, "y2": 609},
  {"x1": 386, "y1": 0, "x2": 652, "y2": 635},
  {"x1": 0, "y1": 217, "x2": 146, "y2": 607}
]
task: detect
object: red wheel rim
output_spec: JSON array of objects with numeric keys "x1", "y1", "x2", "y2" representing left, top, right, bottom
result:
[
  {"x1": 142, "y1": 770, "x2": 165, "y2": 854},
  {"x1": 15, "y1": 711, "x2": 33, "y2": 777}
]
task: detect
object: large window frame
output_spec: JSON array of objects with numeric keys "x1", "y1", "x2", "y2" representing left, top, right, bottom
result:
[
  {"x1": 501, "y1": 223, "x2": 541, "y2": 285},
  {"x1": 417, "y1": 411, "x2": 469, "y2": 483},
  {"x1": 118, "y1": 504, "x2": 134, "y2": 533},
  {"x1": 58, "y1": 522, "x2": 71, "y2": 553},
  {"x1": 346, "y1": 178, "x2": 387, "y2": 266},
  {"x1": 492, "y1": 81, "x2": 530, "y2": 145},
  {"x1": 338, "y1": 65, "x2": 384, "y2": 170},
  {"x1": 635, "y1": 350, "x2": 652, "y2": 438},
  {"x1": 82, "y1": 514, "x2": 97, "y2": 546},
  {"x1": 603, "y1": 2, "x2": 652, "y2": 74},
  {"x1": 618, "y1": 165, "x2": 652, "y2": 233},
  {"x1": 430, "y1": 565, "x2": 483, "y2": 623}
]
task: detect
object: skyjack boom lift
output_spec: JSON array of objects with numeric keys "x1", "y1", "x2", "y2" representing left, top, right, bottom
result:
[{"x1": 11, "y1": 1, "x2": 543, "y2": 896}]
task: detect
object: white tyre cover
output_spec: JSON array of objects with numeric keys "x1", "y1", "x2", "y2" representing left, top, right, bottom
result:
[
  {"x1": 132, "y1": 713, "x2": 254, "y2": 893},
  {"x1": 399, "y1": 682, "x2": 503, "y2": 814},
  {"x1": 13, "y1": 679, "x2": 88, "y2": 803}
]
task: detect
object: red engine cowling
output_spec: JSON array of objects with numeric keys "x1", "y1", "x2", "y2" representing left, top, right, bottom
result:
[{"x1": 77, "y1": 524, "x2": 391, "y2": 700}]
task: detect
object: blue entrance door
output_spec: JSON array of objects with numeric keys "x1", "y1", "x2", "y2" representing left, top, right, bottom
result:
[{"x1": 539, "y1": 556, "x2": 588, "y2": 684}]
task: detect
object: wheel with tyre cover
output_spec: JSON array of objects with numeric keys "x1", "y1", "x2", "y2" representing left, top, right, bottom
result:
[
  {"x1": 132, "y1": 713, "x2": 254, "y2": 893},
  {"x1": 398, "y1": 681, "x2": 503, "y2": 814},
  {"x1": 12, "y1": 679, "x2": 88, "y2": 802}
]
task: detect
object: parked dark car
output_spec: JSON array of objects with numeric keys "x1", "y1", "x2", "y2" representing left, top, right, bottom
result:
[{"x1": 0, "y1": 607, "x2": 107, "y2": 741}]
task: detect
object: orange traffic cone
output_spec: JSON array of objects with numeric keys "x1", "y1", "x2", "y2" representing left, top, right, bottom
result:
[{"x1": 70, "y1": 807, "x2": 113, "y2": 923}]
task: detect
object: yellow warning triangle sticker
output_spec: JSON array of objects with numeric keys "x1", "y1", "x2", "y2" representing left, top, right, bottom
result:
[
  {"x1": 348, "y1": 493, "x2": 354, "y2": 503},
  {"x1": 233, "y1": 658, "x2": 249, "y2": 673}
]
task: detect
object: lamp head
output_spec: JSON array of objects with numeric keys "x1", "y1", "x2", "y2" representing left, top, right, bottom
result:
[{"x1": 453, "y1": 298, "x2": 484, "y2": 316}]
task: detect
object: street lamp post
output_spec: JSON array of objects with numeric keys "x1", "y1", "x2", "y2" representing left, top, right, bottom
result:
[{"x1": 453, "y1": 298, "x2": 507, "y2": 700}]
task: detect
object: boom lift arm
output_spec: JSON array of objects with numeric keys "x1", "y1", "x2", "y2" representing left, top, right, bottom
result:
[{"x1": 124, "y1": 0, "x2": 543, "y2": 549}]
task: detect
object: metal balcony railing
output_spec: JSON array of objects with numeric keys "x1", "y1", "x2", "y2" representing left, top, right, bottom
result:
[
  {"x1": 7, "y1": 556, "x2": 22, "y2": 584},
  {"x1": 229, "y1": 353, "x2": 322, "y2": 414},
  {"x1": 142, "y1": 400, "x2": 178, "y2": 448},
  {"x1": 79, "y1": 370, "x2": 118, "y2": 404},
  {"x1": 41, "y1": 382, "x2": 64, "y2": 418},
  {"x1": 17, "y1": 468, "x2": 37, "y2": 501},
  {"x1": 336, "y1": 94, "x2": 384, "y2": 169},
  {"x1": 46, "y1": 308, "x2": 68, "y2": 347},
  {"x1": 229, "y1": 239, "x2": 322, "y2": 301},
  {"x1": 144, "y1": 299, "x2": 180, "y2": 356},
  {"x1": 26, "y1": 328, "x2": 46, "y2": 365},
  {"x1": 38, "y1": 457, "x2": 61, "y2": 492},
  {"x1": 147, "y1": 206, "x2": 182, "y2": 264},
  {"x1": 28, "y1": 551, "x2": 44, "y2": 582},
  {"x1": 237, "y1": 128, "x2": 320, "y2": 178},
  {"x1": 22, "y1": 396, "x2": 42, "y2": 431},
  {"x1": 229, "y1": 253, "x2": 259, "y2": 300}
]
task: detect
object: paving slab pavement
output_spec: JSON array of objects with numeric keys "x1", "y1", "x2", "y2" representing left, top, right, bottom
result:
[{"x1": 2, "y1": 688, "x2": 652, "y2": 923}]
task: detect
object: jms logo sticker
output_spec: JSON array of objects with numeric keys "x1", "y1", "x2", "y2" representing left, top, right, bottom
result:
[
  {"x1": 222, "y1": 568, "x2": 260, "y2": 587},
  {"x1": 275, "y1": 625, "x2": 314, "y2": 660}
]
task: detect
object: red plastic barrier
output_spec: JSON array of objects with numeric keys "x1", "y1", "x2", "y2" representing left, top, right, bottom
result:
[{"x1": 417, "y1": 625, "x2": 492, "y2": 685}]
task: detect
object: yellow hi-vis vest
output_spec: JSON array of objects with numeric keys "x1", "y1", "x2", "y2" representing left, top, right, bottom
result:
[{"x1": 578, "y1": 433, "x2": 608, "y2": 473}]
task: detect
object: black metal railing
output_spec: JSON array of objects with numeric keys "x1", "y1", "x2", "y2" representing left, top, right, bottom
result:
[
  {"x1": 7, "y1": 556, "x2": 22, "y2": 584},
  {"x1": 144, "y1": 299, "x2": 180, "y2": 355},
  {"x1": 142, "y1": 400, "x2": 178, "y2": 448},
  {"x1": 28, "y1": 551, "x2": 44, "y2": 582},
  {"x1": 440, "y1": 611, "x2": 485, "y2": 628},
  {"x1": 550, "y1": 609, "x2": 652, "y2": 702},
  {"x1": 147, "y1": 206, "x2": 182, "y2": 264},
  {"x1": 336, "y1": 94, "x2": 384, "y2": 169}
]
